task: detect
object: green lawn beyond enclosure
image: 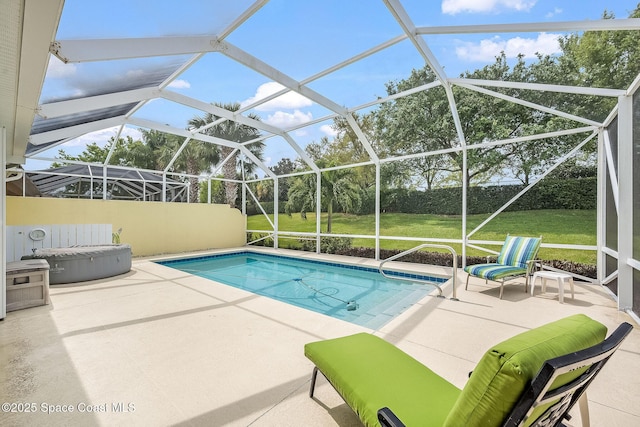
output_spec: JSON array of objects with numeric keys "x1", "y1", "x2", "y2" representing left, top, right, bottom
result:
[{"x1": 246, "y1": 210, "x2": 597, "y2": 265}]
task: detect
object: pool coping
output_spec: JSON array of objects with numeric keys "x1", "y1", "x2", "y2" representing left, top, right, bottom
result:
[{"x1": 155, "y1": 249, "x2": 449, "y2": 284}]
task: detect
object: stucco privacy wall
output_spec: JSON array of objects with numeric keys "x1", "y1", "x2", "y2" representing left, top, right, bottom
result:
[{"x1": 6, "y1": 197, "x2": 246, "y2": 257}]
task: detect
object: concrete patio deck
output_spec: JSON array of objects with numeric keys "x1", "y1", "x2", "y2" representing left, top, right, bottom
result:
[{"x1": 1, "y1": 248, "x2": 638, "y2": 426}]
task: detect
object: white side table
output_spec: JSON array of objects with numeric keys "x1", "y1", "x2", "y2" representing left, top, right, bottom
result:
[{"x1": 531, "y1": 271, "x2": 574, "y2": 303}]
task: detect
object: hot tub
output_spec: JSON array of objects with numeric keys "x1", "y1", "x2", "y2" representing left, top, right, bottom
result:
[{"x1": 22, "y1": 244, "x2": 132, "y2": 285}]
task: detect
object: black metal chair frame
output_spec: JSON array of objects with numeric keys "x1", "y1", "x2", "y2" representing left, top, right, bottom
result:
[{"x1": 378, "y1": 322, "x2": 633, "y2": 427}]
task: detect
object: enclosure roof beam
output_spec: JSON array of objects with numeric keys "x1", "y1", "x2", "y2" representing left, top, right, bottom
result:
[
  {"x1": 217, "y1": 0, "x2": 270, "y2": 41},
  {"x1": 217, "y1": 39, "x2": 380, "y2": 163},
  {"x1": 376, "y1": 126, "x2": 595, "y2": 165},
  {"x1": 455, "y1": 83, "x2": 603, "y2": 127},
  {"x1": 383, "y1": 0, "x2": 467, "y2": 147},
  {"x1": 449, "y1": 78, "x2": 626, "y2": 97},
  {"x1": 237, "y1": 34, "x2": 408, "y2": 114},
  {"x1": 129, "y1": 117, "x2": 241, "y2": 150},
  {"x1": 38, "y1": 88, "x2": 157, "y2": 118},
  {"x1": 468, "y1": 126, "x2": 596, "y2": 150},
  {"x1": 160, "y1": 89, "x2": 318, "y2": 172},
  {"x1": 26, "y1": 136, "x2": 75, "y2": 157},
  {"x1": 416, "y1": 18, "x2": 640, "y2": 35},
  {"x1": 158, "y1": 53, "x2": 204, "y2": 90},
  {"x1": 164, "y1": 137, "x2": 192, "y2": 173},
  {"x1": 128, "y1": 117, "x2": 276, "y2": 179},
  {"x1": 214, "y1": 149, "x2": 239, "y2": 178},
  {"x1": 350, "y1": 80, "x2": 442, "y2": 112},
  {"x1": 50, "y1": 36, "x2": 218, "y2": 63},
  {"x1": 29, "y1": 116, "x2": 126, "y2": 146},
  {"x1": 281, "y1": 134, "x2": 319, "y2": 172},
  {"x1": 104, "y1": 125, "x2": 124, "y2": 165},
  {"x1": 162, "y1": 90, "x2": 279, "y2": 136},
  {"x1": 626, "y1": 71, "x2": 640, "y2": 96},
  {"x1": 383, "y1": 0, "x2": 448, "y2": 84}
]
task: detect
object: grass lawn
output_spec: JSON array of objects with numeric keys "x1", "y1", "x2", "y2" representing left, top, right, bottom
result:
[{"x1": 246, "y1": 210, "x2": 597, "y2": 265}]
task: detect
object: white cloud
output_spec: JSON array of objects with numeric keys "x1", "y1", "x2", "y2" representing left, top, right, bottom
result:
[
  {"x1": 168, "y1": 79, "x2": 191, "y2": 89},
  {"x1": 46, "y1": 56, "x2": 77, "y2": 78},
  {"x1": 61, "y1": 126, "x2": 143, "y2": 148},
  {"x1": 242, "y1": 82, "x2": 313, "y2": 111},
  {"x1": 320, "y1": 124, "x2": 338, "y2": 137},
  {"x1": 263, "y1": 109, "x2": 313, "y2": 128},
  {"x1": 442, "y1": 0, "x2": 536, "y2": 15},
  {"x1": 455, "y1": 33, "x2": 561, "y2": 62},
  {"x1": 545, "y1": 7, "x2": 562, "y2": 18}
]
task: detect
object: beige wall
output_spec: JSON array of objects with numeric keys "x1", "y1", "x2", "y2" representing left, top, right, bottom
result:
[{"x1": 6, "y1": 197, "x2": 246, "y2": 257}]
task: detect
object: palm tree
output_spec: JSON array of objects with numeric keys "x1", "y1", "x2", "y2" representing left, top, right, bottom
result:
[
  {"x1": 286, "y1": 160, "x2": 362, "y2": 233},
  {"x1": 188, "y1": 102, "x2": 264, "y2": 207},
  {"x1": 141, "y1": 129, "x2": 219, "y2": 203}
]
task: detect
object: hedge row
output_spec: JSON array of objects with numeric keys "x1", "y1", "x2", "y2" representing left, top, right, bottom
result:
[
  {"x1": 336, "y1": 247, "x2": 597, "y2": 279},
  {"x1": 363, "y1": 177, "x2": 596, "y2": 215},
  {"x1": 245, "y1": 177, "x2": 596, "y2": 216}
]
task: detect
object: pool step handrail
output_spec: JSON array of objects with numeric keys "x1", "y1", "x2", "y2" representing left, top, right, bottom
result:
[{"x1": 378, "y1": 244, "x2": 458, "y2": 301}]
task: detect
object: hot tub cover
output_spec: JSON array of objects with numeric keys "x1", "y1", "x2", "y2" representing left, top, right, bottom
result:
[
  {"x1": 28, "y1": 244, "x2": 131, "y2": 259},
  {"x1": 23, "y1": 244, "x2": 132, "y2": 284}
]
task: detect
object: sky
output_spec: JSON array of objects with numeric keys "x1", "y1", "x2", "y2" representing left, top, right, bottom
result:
[{"x1": 28, "y1": 0, "x2": 640, "y2": 173}]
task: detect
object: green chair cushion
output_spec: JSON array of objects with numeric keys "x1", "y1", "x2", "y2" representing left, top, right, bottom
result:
[
  {"x1": 443, "y1": 314, "x2": 607, "y2": 427},
  {"x1": 464, "y1": 263, "x2": 527, "y2": 281},
  {"x1": 305, "y1": 333, "x2": 462, "y2": 427},
  {"x1": 497, "y1": 235, "x2": 541, "y2": 269}
]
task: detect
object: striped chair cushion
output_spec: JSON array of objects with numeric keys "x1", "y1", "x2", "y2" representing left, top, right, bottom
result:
[
  {"x1": 463, "y1": 264, "x2": 527, "y2": 281},
  {"x1": 496, "y1": 235, "x2": 541, "y2": 269}
]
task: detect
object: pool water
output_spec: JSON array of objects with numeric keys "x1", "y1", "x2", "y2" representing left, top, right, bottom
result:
[{"x1": 158, "y1": 252, "x2": 446, "y2": 330}]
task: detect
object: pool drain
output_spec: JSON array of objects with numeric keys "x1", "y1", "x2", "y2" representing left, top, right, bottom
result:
[{"x1": 293, "y1": 278, "x2": 358, "y2": 311}]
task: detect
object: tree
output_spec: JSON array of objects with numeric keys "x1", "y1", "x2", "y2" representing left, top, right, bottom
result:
[
  {"x1": 373, "y1": 50, "x2": 603, "y2": 188},
  {"x1": 557, "y1": 5, "x2": 640, "y2": 122},
  {"x1": 199, "y1": 177, "x2": 225, "y2": 204},
  {"x1": 326, "y1": 113, "x2": 378, "y2": 191},
  {"x1": 285, "y1": 160, "x2": 362, "y2": 233},
  {"x1": 374, "y1": 63, "x2": 514, "y2": 188},
  {"x1": 54, "y1": 135, "x2": 149, "y2": 168},
  {"x1": 270, "y1": 158, "x2": 297, "y2": 202},
  {"x1": 561, "y1": 6, "x2": 640, "y2": 91},
  {"x1": 141, "y1": 129, "x2": 218, "y2": 203},
  {"x1": 188, "y1": 102, "x2": 264, "y2": 207}
]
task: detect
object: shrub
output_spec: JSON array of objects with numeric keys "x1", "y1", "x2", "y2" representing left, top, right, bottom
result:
[
  {"x1": 246, "y1": 232, "x2": 274, "y2": 247},
  {"x1": 335, "y1": 247, "x2": 596, "y2": 279},
  {"x1": 300, "y1": 236, "x2": 353, "y2": 254}
]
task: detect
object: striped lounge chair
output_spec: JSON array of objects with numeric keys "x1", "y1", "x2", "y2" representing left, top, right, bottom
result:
[{"x1": 465, "y1": 235, "x2": 542, "y2": 299}]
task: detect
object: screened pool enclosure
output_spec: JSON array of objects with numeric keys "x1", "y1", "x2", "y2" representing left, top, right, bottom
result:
[{"x1": 2, "y1": 0, "x2": 640, "y2": 320}]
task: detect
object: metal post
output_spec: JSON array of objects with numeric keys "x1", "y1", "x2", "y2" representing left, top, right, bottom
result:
[
  {"x1": 617, "y1": 95, "x2": 633, "y2": 311},
  {"x1": 596, "y1": 130, "x2": 606, "y2": 284},
  {"x1": 461, "y1": 148, "x2": 468, "y2": 268},
  {"x1": 273, "y1": 178, "x2": 279, "y2": 249},
  {"x1": 162, "y1": 172, "x2": 167, "y2": 203},
  {"x1": 316, "y1": 171, "x2": 321, "y2": 253},
  {"x1": 375, "y1": 163, "x2": 381, "y2": 261}
]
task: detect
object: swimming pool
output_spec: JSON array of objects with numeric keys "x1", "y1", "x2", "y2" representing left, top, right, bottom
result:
[{"x1": 158, "y1": 251, "x2": 447, "y2": 330}]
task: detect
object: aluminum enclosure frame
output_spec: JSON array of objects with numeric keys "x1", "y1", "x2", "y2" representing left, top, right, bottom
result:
[{"x1": 2, "y1": 0, "x2": 639, "y2": 318}]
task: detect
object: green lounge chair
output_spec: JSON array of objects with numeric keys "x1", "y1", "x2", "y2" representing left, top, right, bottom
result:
[
  {"x1": 304, "y1": 314, "x2": 631, "y2": 427},
  {"x1": 465, "y1": 235, "x2": 542, "y2": 299}
]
